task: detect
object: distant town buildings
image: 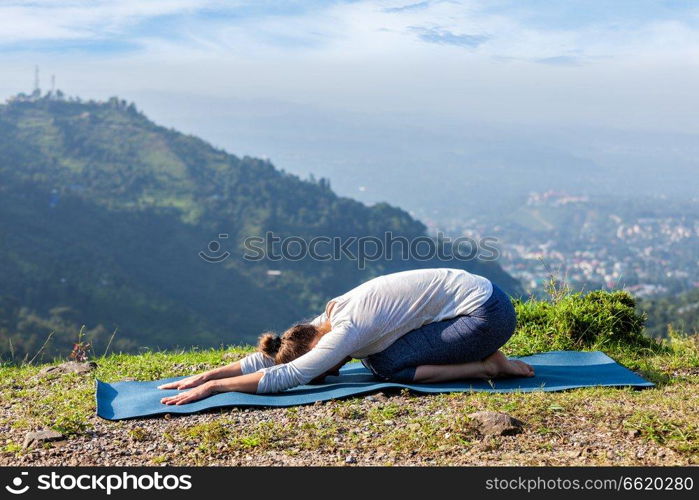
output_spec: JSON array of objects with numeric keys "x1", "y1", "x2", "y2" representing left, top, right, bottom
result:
[
  {"x1": 526, "y1": 190, "x2": 589, "y2": 207},
  {"x1": 433, "y1": 192, "x2": 699, "y2": 298}
]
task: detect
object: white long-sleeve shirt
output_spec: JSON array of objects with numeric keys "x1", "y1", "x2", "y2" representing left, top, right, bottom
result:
[{"x1": 239, "y1": 268, "x2": 493, "y2": 393}]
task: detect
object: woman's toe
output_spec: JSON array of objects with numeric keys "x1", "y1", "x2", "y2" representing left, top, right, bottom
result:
[{"x1": 513, "y1": 360, "x2": 532, "y2": 376}]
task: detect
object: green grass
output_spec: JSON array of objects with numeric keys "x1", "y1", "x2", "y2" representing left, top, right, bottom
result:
[
  {"x1": 0, "y1": 346, "x2": 253, "y2": 440},
  {"x1": 510, "y1": 289, "x2": 657, "y2": 356}
]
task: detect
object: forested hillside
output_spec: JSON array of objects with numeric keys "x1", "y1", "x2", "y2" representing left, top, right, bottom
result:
[
  {"x1": 0, "y1": 94, "x2": 521, "y2": 359},
  {"x1": 641, "y1": 288, "x2": 699, "y2": 338}
]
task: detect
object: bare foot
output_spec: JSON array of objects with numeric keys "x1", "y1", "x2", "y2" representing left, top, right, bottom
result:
[{"x1": 482, "y1": 350, "x2": 535, "y2": 379}]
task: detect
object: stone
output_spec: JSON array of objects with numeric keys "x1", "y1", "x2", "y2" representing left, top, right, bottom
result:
[
  {"x1": 468, "y1": 411, "x2": 525, "y2": 436},
  {"x1": 38, "y1": 361, "x2": 97, "y2": 377},
  {"x1": 23, "y1": 429, "x2": 64, "y2": 449},
  {"x1": 364, "y1": 392, "x2": 388, "y2": 403},
  {"x1": 345, "y1": 455, "x2": 357, "y2": 464}
]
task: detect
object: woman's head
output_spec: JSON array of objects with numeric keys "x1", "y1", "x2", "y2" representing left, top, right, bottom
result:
[{"x1": 257, "y1": 323, "x2": 320, "y2": 364}]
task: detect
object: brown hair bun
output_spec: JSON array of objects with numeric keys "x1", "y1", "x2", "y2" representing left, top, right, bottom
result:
[
  {"x1": 256, "y1": 324, "x2": 320, "y2": 365},
  {"x1": 258, "y1": 332, "x2": 282, "y2": 358}
]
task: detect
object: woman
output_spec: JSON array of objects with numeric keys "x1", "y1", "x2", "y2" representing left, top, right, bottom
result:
[{"x1": 159, "y1": 268, "x2": 534, "y2": 405}]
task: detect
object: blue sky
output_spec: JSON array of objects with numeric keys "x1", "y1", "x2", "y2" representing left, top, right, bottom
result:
[{"x1": 1, "y1": 1, "x2": 698, "y2": 213}]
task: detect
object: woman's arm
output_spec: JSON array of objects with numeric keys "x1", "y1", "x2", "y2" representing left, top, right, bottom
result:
[
  {"x1": 256, "y1": 324, "x2": 359, "y2": 393},
  {"x1": 160, "y1": 372, "x2": 264, "y2": 405},
  {"x1": 156, "y1": 361, "x2": 243, "y2": 390},
  {"x1": 157, "y1": 352, "x2": 275, "y2": 390},
  {"x1": 205, "y1": 361, "x2": 245, "y2": 379}
]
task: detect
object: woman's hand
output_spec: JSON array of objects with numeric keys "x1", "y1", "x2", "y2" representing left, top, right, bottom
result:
[
  {"x1": 157, "y1": 372, "x2": 210, "y2": 390},
  {"x1": 160, "y1": 381, "x2": 216, "y2": 405}
]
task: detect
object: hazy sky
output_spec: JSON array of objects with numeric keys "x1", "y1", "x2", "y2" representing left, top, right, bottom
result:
[{"x1": 1, "y1": 1, "x2": 698, "y2": 213}]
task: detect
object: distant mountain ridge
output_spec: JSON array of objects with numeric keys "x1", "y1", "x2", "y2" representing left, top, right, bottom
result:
[{"x1": 0, "y1": 93, "x2": 521, "y2": 358}]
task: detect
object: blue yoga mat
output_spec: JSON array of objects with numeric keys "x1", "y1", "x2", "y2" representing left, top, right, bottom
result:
[{"x1": 96, "y1": 351, "x2": 653, "y2": 420}]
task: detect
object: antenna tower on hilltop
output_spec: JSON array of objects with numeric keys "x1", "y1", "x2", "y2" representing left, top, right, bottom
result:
[{"x1": 34, "y1": 65, "x2": 40, "y2": 93}]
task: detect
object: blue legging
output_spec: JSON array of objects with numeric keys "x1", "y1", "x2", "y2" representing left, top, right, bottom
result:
[{"x1": 361, "y1": 283, "x2": 517, "y2": 382}]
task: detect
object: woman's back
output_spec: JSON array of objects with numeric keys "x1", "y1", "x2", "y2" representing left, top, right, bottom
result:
[{"x1": 330, "y1": 268, "x2": 493, "y2": 357}]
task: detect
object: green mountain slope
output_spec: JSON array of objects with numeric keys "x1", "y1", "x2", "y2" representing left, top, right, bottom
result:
[
  {"x1": 0, "y1": 94, "x2": 521, "y2": 358},
  {"x1": 641, "y1": 288, "x2": 699, "y2": 338}
]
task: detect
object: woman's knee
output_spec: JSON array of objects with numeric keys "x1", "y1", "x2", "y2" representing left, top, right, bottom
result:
[
  {"x1": 385, "y1": 366, "x2": 417, "y2": 383},
  {"x1": 362, "y1": 357, "x2": 415, "y2": 382}
]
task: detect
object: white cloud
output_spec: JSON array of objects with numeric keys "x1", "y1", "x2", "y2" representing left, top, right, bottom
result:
[
  {"x1": 0, "y1": 0, "x2": 215, "y2": 43},
  {"x1": 1, "y1": 0, "x2": 697, "y2": 64},
  {"x1": 1, "y1": 0, "x2": 698, "y2": 135}
]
